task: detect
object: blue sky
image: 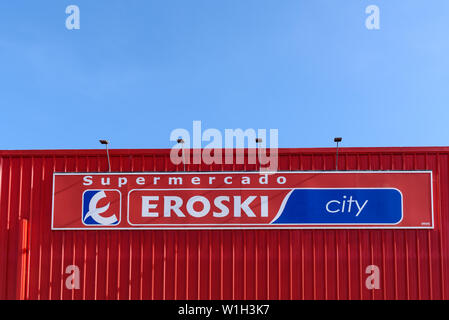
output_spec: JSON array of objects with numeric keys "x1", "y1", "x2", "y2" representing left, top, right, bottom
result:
[{"x1": 0, "y1": 1, "x2": 448, "y2": 150}]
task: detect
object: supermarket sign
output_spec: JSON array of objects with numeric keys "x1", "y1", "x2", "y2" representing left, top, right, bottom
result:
[{"x1": 51, "y1": 171, "x2": 434, "y2": 230}]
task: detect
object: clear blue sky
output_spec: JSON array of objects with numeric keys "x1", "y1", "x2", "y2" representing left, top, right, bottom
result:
[{"x1": 0, "y1": 1, "x2": 448, "y2": 150}]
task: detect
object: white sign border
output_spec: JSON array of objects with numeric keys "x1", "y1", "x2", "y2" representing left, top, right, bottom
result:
[{"x1": 51, "y1": 171, "x2": 434, "y2": 230}]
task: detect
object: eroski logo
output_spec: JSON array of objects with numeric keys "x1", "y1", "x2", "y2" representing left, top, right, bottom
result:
[{"x1": 82, "y1": 190, "x2": 121, "y2": 226}]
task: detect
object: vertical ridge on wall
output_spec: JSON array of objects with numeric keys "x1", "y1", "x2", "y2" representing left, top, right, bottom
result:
[{"x1": 0, "y1": 148, "x2": 448, "y2": 300}]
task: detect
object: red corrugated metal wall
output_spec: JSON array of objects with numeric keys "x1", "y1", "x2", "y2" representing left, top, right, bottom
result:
[{"x1": 0, "y1": 147, "x2": 448, "y2": 300}]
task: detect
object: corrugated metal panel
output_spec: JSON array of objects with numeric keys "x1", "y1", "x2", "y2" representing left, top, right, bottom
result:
[{"x1": 0, "y1": 147, "x2": 448, "y2": 300}]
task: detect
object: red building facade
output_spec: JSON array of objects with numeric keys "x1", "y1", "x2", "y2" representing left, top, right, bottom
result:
[{"x1": 0, "y1": 147, "x2": 448, "y2": 300}]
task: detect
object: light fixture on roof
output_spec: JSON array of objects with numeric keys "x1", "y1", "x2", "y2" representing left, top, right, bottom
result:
[
  {"x1": 177, "y1": 138, "x2": 186, "y2": 172},
  {"x1": 255, "y1": 138, "x2": 263, "y2": 171},
  {"x1": 334, "y1": 137, "x2": 342, "y2": 171},
  {"x1": 99, "y1": 140, "x2": 111, "y2": 172}
]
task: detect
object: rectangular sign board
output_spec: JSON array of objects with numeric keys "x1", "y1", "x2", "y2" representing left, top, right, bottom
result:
[{"x1": 52, "y1": 171, "x2": 434, "y2": 230}]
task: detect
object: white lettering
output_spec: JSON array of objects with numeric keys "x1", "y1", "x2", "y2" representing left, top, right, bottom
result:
[
  {"x1": 213, "y1": 196, "x2": 230, "y2": 217},
  {"x1": 326, "y1": 200, "x2": 340, "y2": 213},
  {"x1": 163, "y1": 196, "x2": 185, "y2": 217},
  {"x1": 142, "y1": 196, "x2": 159, "y2": 217},
  {"x1": 355, "y1": 200, "x2": 369, "y2": 217},
  {"x1": 261, "y1": 196, "x2": 268, "y2": 217},
  {"x1": 325, "y1": 196, "x2": 368, "y2": 216},
  {"x1": 118, "y1": 177, "x2": 127, "y2": 187},
  {"x1": 169, "y1": 177, "x2": 183, "y2": 185},
  {"x1": 259, "y1": 174, "x2": 268, "y2": 184},
  {"x1": 186, "y1": 196, "x2": 210, "y2": 218},
  {"x1": 234, "y1": 196, "x2": 256, "y2": 217},
  {"x1": 83, "y1": 176, "x2": 93, "y2": 186},
  {"x1": 277, "y1": 176, "x2": 286, "y2": 184}
]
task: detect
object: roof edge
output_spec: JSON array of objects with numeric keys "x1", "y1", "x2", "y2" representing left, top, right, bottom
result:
[{"x1": 1, "y1": 146, "x2": 449, "y2": 157}]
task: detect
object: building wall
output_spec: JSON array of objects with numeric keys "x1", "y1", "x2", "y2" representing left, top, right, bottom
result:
[{"x1": 0, "y1": 147, "x2": 448, "y2": 300}]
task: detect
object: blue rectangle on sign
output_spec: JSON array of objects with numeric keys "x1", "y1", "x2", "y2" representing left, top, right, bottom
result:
[{"x1": 272, "y1": 188, "x2": 403, "y2": 225}]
